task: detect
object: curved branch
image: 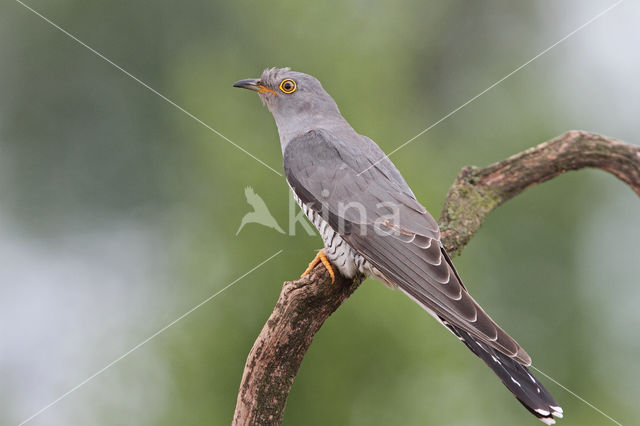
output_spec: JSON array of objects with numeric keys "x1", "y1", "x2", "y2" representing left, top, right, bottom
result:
[
  {"x1": 232, "y1": 131, "x2": 640, "y2": 425},
  {"x1": 232, "y1": 267, "x2": 361, "y2": 426},
  {"x1": 439, "y1": 131, "x2": 640, "y2": 255}
]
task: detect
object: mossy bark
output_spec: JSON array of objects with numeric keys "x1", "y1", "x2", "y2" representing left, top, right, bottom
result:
[{"x1": 439, "y1": 131, "x2": 640, "y2": 256}]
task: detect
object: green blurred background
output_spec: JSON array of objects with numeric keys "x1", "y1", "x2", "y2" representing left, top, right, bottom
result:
[{"x1": 1, "y1": 0, "x2": 638, "y2": 425}]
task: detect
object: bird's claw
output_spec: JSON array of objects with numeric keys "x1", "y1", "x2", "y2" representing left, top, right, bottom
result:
[{"x1": 301, "y1": 249, "x2": 336, "y2": 283}]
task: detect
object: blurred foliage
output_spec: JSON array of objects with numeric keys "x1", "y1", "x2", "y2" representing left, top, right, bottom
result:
[{"x1": 0, "y1": 0, "x2": 638, "y2": 425}]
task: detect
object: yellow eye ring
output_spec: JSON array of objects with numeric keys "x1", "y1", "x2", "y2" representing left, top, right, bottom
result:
[{"x1": 279, "y1": 78, "x2": 297, "y2": 94}]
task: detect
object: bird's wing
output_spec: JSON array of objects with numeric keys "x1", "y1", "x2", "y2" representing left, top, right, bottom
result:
[{"x1": 284, "y1": 129, "x2": 531, "y2": 366}]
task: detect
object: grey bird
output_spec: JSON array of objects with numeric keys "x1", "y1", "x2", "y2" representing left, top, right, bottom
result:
[{"x1": 234, "y1": 67, "x2": 563, "y2": 424}]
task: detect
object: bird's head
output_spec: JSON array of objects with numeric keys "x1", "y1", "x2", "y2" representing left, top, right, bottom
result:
[{"x1": 233, "y1": 67, "x2": 346, "y2": 147}]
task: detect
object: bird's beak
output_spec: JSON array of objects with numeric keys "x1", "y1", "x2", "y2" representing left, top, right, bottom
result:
[
  {"x1": 233, "y1": 78, "x2": 261, "y2": 91},
  {"x1": 233, "y1": 78, "x2": 277, "y2": 95}
]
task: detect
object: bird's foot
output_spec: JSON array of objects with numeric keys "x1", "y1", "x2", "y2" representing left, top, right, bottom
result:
[{"x1": 301, "y1": 249, "x2": 336, "y2": 283}]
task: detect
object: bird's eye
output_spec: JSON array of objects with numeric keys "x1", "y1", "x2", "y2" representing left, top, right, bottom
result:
[{"x1": 279, "y1": 79, "x2": 297, "y2": 94}]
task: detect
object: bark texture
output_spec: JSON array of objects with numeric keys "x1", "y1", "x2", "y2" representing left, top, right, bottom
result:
[
  {"x1": 439, "y1": 130, "x2": 640, "y2": 256},
  {"x1": 233, "y1": 131, "x2": 640, "y2": 425}
]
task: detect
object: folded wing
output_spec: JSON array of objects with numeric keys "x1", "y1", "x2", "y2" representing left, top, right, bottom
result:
[{"x1": 284, "y1": 129, "x2": 531, "y2": 365}]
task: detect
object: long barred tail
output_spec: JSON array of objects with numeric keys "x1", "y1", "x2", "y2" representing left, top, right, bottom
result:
[{"x1": 441, "y1": 319, "x2": 563, "y2": 424}]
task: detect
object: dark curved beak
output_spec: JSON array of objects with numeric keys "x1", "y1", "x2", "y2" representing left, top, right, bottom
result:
[{"x1": 233, "y1": 78, "x2": 261, "y2": 91}]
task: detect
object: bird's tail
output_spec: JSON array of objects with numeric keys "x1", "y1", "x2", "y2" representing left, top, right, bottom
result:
[{"x1": 441, "y1": 319, "x2": 563, "y2": 425}]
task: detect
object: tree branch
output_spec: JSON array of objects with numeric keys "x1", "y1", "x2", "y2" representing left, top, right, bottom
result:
[
  {"x1": 439, "y1": 130, "x2": 640, "y2": 256},
  {"x1": 232, "y1": 131, "x2": 640, "y2": 425}
]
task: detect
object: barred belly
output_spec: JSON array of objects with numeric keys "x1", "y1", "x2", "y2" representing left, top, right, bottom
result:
[{"x1": 292, "y1": 191, "x2": 385, "y2": 281}]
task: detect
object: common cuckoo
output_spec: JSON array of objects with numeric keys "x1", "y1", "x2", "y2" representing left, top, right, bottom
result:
[{"x1": 234, "y1": 67, "x2": 562, "y2": 424}]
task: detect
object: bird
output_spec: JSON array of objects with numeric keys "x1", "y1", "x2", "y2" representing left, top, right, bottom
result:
[
  {"x1": 233, "y1": 67, "x2": 563, "y2": 424},
  {"x1": 236, "y1": 186, "x2": 285, "y2": 235}
]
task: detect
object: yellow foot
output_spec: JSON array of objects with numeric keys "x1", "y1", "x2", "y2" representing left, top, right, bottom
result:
[{"x1": 301, "y1": 249, "x2": 336, "y2": 283}]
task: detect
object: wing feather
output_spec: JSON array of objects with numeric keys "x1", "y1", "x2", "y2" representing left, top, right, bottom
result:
[{"x1": 284, "y1": 129, "x2": 531, "y2": 365}]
